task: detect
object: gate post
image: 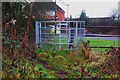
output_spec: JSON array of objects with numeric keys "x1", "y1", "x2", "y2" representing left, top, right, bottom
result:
[
  {"x1": 83, "y1": 21, "x2": 86, "y2": 42},
  {"x1": 68, "y1": 23, "x2": 71, "y2": 50},
  {"x1": 36, "y1": 21, "x2": 39, "y2": 48},
  {"x1": 76, "y1": 22, "x2": 78, "y2": 56},
  {"x1": 67, "y1": 22, "x2": 70, "y2": 50},
  {"x1": 59, "y1": 22, "x2": 62, "y2": 49},
  {"x1": 39, "y1": 22, "x2": 42, "y2": 48}
]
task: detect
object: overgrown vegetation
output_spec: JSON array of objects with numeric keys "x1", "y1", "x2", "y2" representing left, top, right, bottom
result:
[
  {"x1": 2, "y1": 44, "x2": 120, "y2": 78},
  {"x1": 2, "y1": 2, "x2": 120, "y2": 79}
]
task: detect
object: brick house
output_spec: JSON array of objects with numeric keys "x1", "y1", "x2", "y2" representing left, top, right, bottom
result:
[
  {"x1": 56, "y1": 5, "x2": 65, "y2": 21},
  {"x1": 24, "y1": 2, "x2": 65, "y2": 21}
]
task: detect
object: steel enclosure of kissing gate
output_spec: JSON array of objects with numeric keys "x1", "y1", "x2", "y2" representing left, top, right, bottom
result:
[{"x1": 36, "y1": 21, "x2": 85, "y2": 55}]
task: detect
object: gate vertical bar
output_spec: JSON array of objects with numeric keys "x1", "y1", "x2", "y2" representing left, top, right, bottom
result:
[
  {"x1": 79, "y1": 22, "x2": 81, "y2": 39},
  {"x1": 68, "y1": 24, "x2": 71, "y2": 50},
  {"x1": 76, "y1": 22, "x2": 78, "y2": 56},
  {"x1": 39, "y1": 22, "x2": 42, "y2": 48},
  {"x1": 36, "y1": 21, "x2": 39, "y2": 48},
  {"x1": 59, "y1": 22, "x2": 61, "y2": 49},
  {"x1": 45, "y1": 22, "x2": 46, "y2": 49},
  {"x1": 66, "y1": 22, "x2": 69, "y2": 49},
  {"x1": 83, "y1": 21, "x2": 86, "y2": 42},
  {"x1": 67, "y1": 22, "x2": 69, "y2": 50}
]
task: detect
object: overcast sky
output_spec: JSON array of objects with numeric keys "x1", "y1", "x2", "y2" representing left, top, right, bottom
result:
[{"x1": 55, "y1": 0, "x2": 119, "y2": 18}]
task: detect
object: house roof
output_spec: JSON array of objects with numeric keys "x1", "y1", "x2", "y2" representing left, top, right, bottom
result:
[
  {"x1": 56, "y1": 5, "x2": 65, "y2": 13},
  {"x1": 25, "y1": 2, "x2": 65, "y2": 13},
  {"x1": 23, "y1": 2, "x2": 65, "y2": 20}
]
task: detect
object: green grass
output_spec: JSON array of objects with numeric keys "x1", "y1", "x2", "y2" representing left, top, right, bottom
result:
[
  {"x1": 41, "y1": 37, "x2": 120, "y2": 53},
  {"x1": 86, "y1": 38, "x2": 119, "y2": 47},
  {"x1": 86, "y1": 38, "x2": 120, "y2": 53}
]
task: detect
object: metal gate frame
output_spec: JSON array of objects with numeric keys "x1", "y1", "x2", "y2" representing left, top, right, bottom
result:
[{"x1": 36, "y1": 21, "x2": 85, "y2": 55}]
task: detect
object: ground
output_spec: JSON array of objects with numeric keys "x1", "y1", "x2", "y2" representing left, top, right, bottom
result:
[{"x1": 2, "y1": 41, "x2": 120, "y2": 78}]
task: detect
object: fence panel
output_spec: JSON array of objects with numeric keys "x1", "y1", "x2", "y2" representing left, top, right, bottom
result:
[{"x1": 36, "y1": 21, "x2": 86, "y2": 55}]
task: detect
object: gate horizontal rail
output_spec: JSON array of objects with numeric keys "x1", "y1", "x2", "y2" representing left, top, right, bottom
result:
[
  {"x1": 85, "y1": 34, "x2": 120, "y2": 37},
  {"x1": 85, "y1": 26, "x2": 120, "y2": 28},
  {"x1": 90, "y1": 46, "x2": 120, "y2": 48}
]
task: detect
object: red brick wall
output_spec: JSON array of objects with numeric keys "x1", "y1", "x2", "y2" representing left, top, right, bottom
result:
[
  {"x1": 57, "y1": 10, "x2": 65, "y2": 21},
  {"x1": 42, "y1": 10, "x2": 65, "y2": 21}
]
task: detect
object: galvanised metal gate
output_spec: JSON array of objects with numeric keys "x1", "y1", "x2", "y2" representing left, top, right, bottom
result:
[{"x1": 36, "y1": 21, "x2": 85, "y2": 55}]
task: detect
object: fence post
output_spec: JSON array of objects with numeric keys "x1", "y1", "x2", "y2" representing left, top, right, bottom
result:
[
  {"x1": 39, "y1": 22, "x2": 42, "y2": 48},
  {"x1": 68, "y1": 23, "x2": 71, "y2": 50},
  {"x1": 67, "y1": 22, "x2": 69, "y2": 50},
  {"x1": 44, "y1": 22, "x2": 46, "y2": 49},
  {"x1": 59, "y1": 22, "x2": 62, "y2": 49},
  {"x1": 76, "y1": 22, "x2": 78, "y2": 56},
  {"x1": 36, "y1": 21, "x2": 39, "y2": 48},
  {"x1": 83, "y1": 21, "x2": 86, "y2": 42}
]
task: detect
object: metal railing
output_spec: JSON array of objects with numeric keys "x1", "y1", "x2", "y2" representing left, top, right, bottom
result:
[{"x1": 36, "y1": 21, "x2": 85, "y2": 55}]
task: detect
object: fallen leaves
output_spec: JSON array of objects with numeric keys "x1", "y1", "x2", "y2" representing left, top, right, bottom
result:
[{"x1": 16, "y1": 73, "x2": 21, "y2": 78}]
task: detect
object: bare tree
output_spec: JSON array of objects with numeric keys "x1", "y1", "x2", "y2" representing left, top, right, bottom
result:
[
  {"x1": 110, "y1": 9, "x2": 119, "y2": 20},
  {"x1": 110, "y1": 9, "x2": 120, "y2": 26}
]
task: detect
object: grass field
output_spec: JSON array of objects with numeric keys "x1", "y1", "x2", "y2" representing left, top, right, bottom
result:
[
  {"x1": 86, "y1": 38, "x2": 120, "y2": 52},
  {"x1": 41, "y1": 37, "x2": 120, "y2": 53}
]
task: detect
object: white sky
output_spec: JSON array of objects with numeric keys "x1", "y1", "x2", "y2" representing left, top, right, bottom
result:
[{"x1": 55, "y1": 0, "x2": 119, "y2": 18}]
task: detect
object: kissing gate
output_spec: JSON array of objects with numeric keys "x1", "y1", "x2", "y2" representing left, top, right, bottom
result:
[{"x1": 36, "y1": 21, "x2": 85, "y2": 55}]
